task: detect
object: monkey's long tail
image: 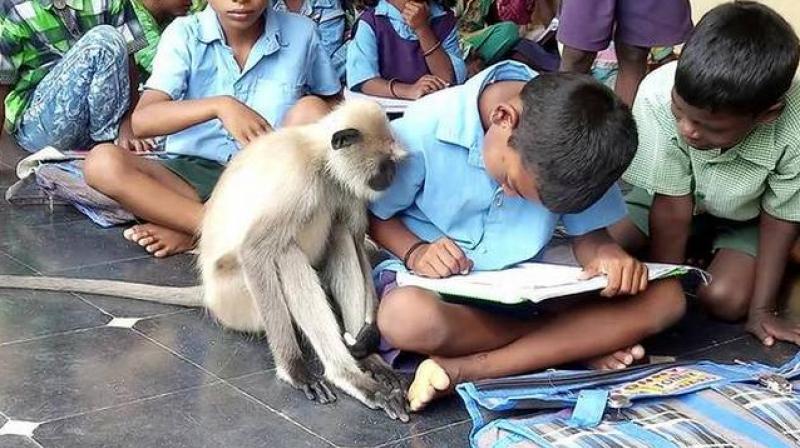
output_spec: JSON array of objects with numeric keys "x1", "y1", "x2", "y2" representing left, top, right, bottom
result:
[{"x1": 0, "y1": 275, "x2": 204, "y2": 307}]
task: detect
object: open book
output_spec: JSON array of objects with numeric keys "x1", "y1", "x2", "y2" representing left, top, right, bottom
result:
[
  {"x1": 396, "y1": 262, "x2": 707, "y2": 305},
  {"x1": 344, "y1": 89, "x2": 414, "y2": 114}
]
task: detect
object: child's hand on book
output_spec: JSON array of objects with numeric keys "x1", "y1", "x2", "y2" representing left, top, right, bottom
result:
[
  {"x1": 580, "y1": 245, "x2": 649, "y2": 297},
  {"x1": 407, "y1": 237, "x2": 473, "y2": 278}
]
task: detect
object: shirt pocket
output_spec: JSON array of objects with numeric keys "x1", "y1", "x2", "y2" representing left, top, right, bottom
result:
[{"x1": 249, "y1": 79, "x2": 302, "y2": 128}]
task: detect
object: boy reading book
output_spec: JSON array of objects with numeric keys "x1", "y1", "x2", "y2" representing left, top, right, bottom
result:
[{"x1": 368, "y1": 61, "x2": 686, "y2": 412}]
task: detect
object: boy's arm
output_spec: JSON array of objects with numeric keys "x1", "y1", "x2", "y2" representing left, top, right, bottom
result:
[
  {"x1": 573, "y1": 228, "x2": 648, "y2": 298},
  {"x1": 369, "y1": 214, "x2": 471, "y2": 278},
  {"x1": 117, "y1": 56, "x2": 153, "y2": 153},
  {"x1": 648, "y1": 193, "x2": 693, "y2": 263},
  {"x1": 745, "y1": 213, "x2": 800, "y2": 345},
  {"x1": 132, "y1": 90, "x2": 270, "y2": 145}
]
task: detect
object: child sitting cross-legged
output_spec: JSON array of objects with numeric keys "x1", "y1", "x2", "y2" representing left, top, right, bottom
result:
[
  {"x1": 368, "y1": 61, "x2": 687, "y2": 412},
  {"x1": 82, "y1": 0, "x2": 342, "y2": 257},
  {"x1": 611, "y1": 2, "x2": 800, "y2": 346},
  {"x1": 346, "y1": 0, "x2": 467, "y2": 100}
]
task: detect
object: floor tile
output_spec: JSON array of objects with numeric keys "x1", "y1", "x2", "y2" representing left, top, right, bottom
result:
[
  {"x1": 0, "y1": 220, "x2": 145, "y2": 273},
  {"x1": 644, "y1": 302, "x2": 745, "y2": 357},
  {"x1": 0, "y1": 436, "x2": 40, "y2": 448},
  {"x1": 380, "y1": 421, "x2": 472, "y2": 448},
  {"x1": 34, "y1": 383, "x2": 329, "y2": 448},
  {"x1": 0, "y1": 327, "x2": 215, "y2": 421},
  {"x1": 134, "y1": 311, "x2": 274, "y2": 379},
  {"x1": 55, "y1": 255, "x2": 198, "y2": 318},
  {"x1": 686, "y1": 336, "x2": 799, "y2": 366},
  {"x1": 0, "y1": 187, "x2": 86, "y2": 228},
  {"x1": 0, "y1": 253, "x2": 36, "y2": 275},
  {"x1": 0, "y1": 289, "x2": 110, "y2": 344},
  {"x1": 231, "y1": 371, "x2": 469, "y2": 448},
  {"x1": 0, "y1": 414, "x2": 5, "y2": 427}
]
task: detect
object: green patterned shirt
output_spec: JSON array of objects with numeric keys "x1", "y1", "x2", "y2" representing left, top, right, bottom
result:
[
  {"x1": 623, "y1": 62, "x2": 800, "y2": 223},
  {"x1": 0, "y1": 0, "x2": 147, "y2": 132}
]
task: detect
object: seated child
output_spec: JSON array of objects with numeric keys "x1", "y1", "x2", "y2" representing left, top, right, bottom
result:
[
  {"x1": 369, "y1": 61, "x2": 686, "y2": 411},
  {"x1": 273, "y1": 0, "x2": 348, "y2": 79},
  {"x1": 612, "y1": 2, "x2": 800, "y2": 346},
  {"x1": 347, "y1": 0, "x2": 467, "y2": 99},
  {"x1": 0, "y1": 0, "x2": 150, "y2": 153},
  {"x1": 557, "y1": 0, "x2": 693, "y2": 106},
  {"x1": 131, "y1": 0, "x2": 198, "y2": 77},
  {"x1": 82, "y1": 0, "x2": 342, "y2": 258}
]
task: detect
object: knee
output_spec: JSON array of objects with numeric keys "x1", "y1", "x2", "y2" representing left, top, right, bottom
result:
[
  {"x1": 377, "y1": 287, "x2": 449, "y2": 353},
  {"x1": 560, "y1": 47, "x2": 595, "y2": 73},
  {"x1": 79, "y1": 25, "x2": 127, "y2": 64},
  {"x1": 698, "y1": 280, "x2": 750, "y2": 322},
  {"x1": 84, "y1": 144, "x2": 128, "y2": 192},
  {"x1": 282, "y1": 96, "x2": 332, "y2": 127},
  {"x1": 614, "y1": 43, "x2": 649, "y2": 66},
  {"x1": 640, "y1": 279, "x2": 687, "y2": 334}
]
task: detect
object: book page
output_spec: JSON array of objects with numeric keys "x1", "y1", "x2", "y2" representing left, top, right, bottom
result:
[{"x1": 395, "y1": 262, "x2": 699, "y2": 305}]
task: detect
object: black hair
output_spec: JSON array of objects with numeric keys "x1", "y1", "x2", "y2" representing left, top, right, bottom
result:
[
  {"x1": 676, "y1": 1, "x2": 800, "y2": 115},
  {"x1": 510, "y1": 73, "x2": 637, "y2": 214}
]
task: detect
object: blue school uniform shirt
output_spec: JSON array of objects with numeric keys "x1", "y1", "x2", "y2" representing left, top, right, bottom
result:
[
  {"x1": 273, "y1": 0, "x2": 347, "y2": 79},
  {"x1": 370, "y1": 61, "x2": 627, "y2": 273},
  {"x1": 346, "y1": 0, "x2": 467, "y2": 89},
  {"x1": 145, "y1": 6, "x2": 341, "y2": 164}
]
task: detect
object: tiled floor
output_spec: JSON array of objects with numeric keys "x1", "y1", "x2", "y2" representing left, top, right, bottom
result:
[{"x1": 0, "y1": 135, "x2": 798, "y2": 447}]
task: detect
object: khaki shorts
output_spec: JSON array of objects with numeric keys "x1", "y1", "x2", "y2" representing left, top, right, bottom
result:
[{"x1": 626, "y1": 187, "x2": 758, "y2": 257}]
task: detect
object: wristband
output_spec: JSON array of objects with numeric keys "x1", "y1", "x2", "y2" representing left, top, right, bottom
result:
[
  {"x1": 423, "y1": 40, "x2": 442, "y2": 57},
  {"x1": 403, "y1": 240, "x2": 428, "y2": 270}
]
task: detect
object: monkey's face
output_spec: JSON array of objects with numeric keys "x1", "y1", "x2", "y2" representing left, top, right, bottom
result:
[{"x1": 328, "y1": 101, "x2": 406, "y2": 200}]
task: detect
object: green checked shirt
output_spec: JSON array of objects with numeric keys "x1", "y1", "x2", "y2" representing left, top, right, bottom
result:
[
  {"x1": 0, "y1": 0, "x2": 147, "y2": 132},
  {"x1": 623, "y1": 62, "x2": 800, "y2": 223}
]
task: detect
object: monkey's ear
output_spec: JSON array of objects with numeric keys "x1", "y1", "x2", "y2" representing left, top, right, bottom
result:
[{"x1": 331, "y1": 128, "x2": 363, "y2": 150}]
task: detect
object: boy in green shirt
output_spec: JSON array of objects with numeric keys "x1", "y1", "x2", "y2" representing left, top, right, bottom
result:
[
  {"x1": 612, "y1": 1, "x2": 800, "y2": 346},
  {"x1": 131, "y1": 0, "x2": 199, "y2": 76}
]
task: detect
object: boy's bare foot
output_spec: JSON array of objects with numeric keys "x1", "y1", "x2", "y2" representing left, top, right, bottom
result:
[
  {"x1": 123, "y1": 223, "x2": 196, "y2": 258},
  {"x1": 586, "y1": 344, "x2": 646, "y2": 370},
  {"x1": 407, "y1": 358, "x2": 453, "y2": 412}
]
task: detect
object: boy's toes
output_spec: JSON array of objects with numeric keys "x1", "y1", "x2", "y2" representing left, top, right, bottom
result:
[
  {"x1": 138, "y1": 236, "x2": 157, "y2": 247},
  {"x1": 146, "y1": 242, "x2": 165, "y2": 254}
]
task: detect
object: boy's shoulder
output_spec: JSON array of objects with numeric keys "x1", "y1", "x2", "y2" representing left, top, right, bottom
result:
[
  {"x1": 637, "y1": 62, "x2": 678, "y2": 110},
  {"x1": 775, "y1": 78, "x2": 800, "y2": 139},
  {"x1": 273, "y1": 9, "x2": 318, "y2": 32}
]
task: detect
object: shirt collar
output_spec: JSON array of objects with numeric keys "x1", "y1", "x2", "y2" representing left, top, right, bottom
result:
[
  {"x1": 38, "y1": 0, "x2": 83, "y2": 10},
  {"x1": 197, "y1": 5, "x2": 282, "y2": 58},
  {"x1": 435, "y1": 61, "x2": 537, "y2": 168},
  {"x1": 375, "y1": 0, "x2": 448, "y2": 20}
]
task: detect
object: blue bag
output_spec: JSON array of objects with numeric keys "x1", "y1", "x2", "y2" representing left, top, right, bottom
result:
[{"x1": 457, "y1": 353, "x2": 800, "y2": 447}]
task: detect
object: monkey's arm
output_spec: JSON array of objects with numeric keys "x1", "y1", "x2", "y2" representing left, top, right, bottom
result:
[{"x1": 0, "y1": 84, "x2": 8, "y2": 140}]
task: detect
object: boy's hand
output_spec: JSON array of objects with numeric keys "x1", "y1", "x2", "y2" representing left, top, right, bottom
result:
[
  {"x1": 581, "y1": 245, "x2": 649, "y2": 297},
  {"x1": 217, "y1": 96, "x2": 272, "y2": 146},
  {"x1": 401, "y1": 75, "x2": 448, "y2": 99},
  {"x1": 408, "y1": 237, "x2": 473, "y2": 278},
  {"x1": 118, "y1": 116, "x2": 156, "y2": 153},
  {"x1": 746, "y1": 311, "x2": 800, "y2": 346},
  {"x1": 401, "y1": 0, "x2": 430, "y2": 31}
]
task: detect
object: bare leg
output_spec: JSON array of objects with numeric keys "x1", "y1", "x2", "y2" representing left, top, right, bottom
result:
[
  {"x1": 379, "y1": 279, "x2": 686, "y2": 410},
  {"x1": 560, "y1": 45, "x2": 597, "y2": 74},
  {"x1": 282, "y1": 96, "x2": 333, "y2": 127},
  {"x1": 614, "y1": 42, "x2": 650, "y2": 107},
  {"x1": 84, "y1": 144, "x2": 201, "y2": 257},
  {"x1": 698, "y1": 249, "x2": 756, "y2": 321}
]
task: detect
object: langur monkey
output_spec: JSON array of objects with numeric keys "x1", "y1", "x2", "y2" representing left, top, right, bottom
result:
[{"x1": 0, "y1": 100, "x2": 409, "y2": 421}]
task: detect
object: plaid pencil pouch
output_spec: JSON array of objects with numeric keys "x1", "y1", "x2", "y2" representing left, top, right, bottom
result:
[{"x1": 457, "y1": 353, "x2": 800, "y2": 447}]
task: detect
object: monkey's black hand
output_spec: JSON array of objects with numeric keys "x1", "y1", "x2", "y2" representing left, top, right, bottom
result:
[
  {"x1": 297, "y1": 378, "x2": 337, "y2": 405},
  {"x1": 346, "y1": 322, "x2": 381, "y2": 359},
  {"x1": 375, "y1": 386, "x2": 410, "y2": 423},
  {"x1": 361, "y1": 353, "x2": 406, "y2": 391}
]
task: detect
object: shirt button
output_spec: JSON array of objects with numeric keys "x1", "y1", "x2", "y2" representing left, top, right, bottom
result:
[{"x1": 495, "y1": 196, "x2": 503, "y2": 207}]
